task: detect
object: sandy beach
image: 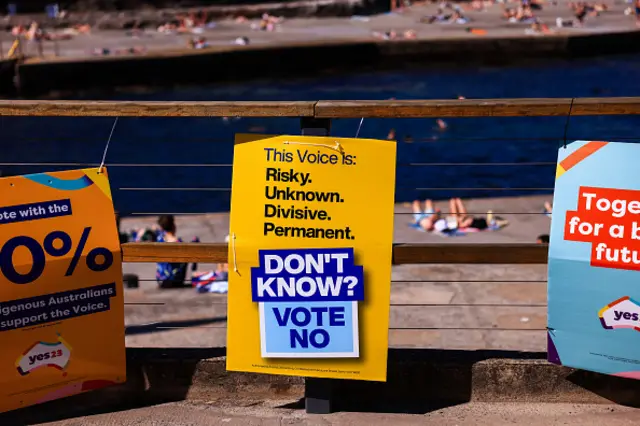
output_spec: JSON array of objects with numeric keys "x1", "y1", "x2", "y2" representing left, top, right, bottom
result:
[{"x1": 121, "y1": 194, "x2": 550, "y2": 352}]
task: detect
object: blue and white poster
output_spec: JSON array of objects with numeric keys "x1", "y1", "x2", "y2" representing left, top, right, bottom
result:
[
  {"x1": 252, "y1": 248, "x2": 364, "y2": 358},
  {"x1": 549, "y1": 140, "x2": 640, "y2": 379}
]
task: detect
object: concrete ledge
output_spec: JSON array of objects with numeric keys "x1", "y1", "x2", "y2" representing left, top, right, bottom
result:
[
  {"x1": 2, "y1": 347, "x2": 640, "y2": 422},
  {"x1": 14, "y1": 29, "x2": 640, "y2": 97}
]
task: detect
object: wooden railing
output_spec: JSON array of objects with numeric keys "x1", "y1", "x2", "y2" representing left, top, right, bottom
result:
[
  {"x1": 121, "y1": 242, "x2": 547, "y2": 264},
  {"x1": 3, "y1": 97, "x2": 639, "y2": 265},
  {"x1": 2, "y1": 97, "x2": 640, "y2": 117}
]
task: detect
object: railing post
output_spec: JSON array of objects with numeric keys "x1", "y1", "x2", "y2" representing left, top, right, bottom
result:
[
  {"x1": 300, "y1": 117, "x2": 331, "y2": 137},
  {"x1": 300, "y1": 116, "x2": 335, "y2": 414}
]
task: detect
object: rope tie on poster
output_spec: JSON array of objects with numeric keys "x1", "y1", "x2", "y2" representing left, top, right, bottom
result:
[
  {"x1": 99, "y1": 117, "x2": 119, "y2": 173},
  {"x1": 231, "y1": 233, "x2": 239, "y2": 275},
  {"x1": 284, "y1": 140, "x2": 345, "y2": 156},
  {"x1": 355, "y1": 117, "x2": 364, "y2": 138},
  {"x1": 562, "y1": 98, "x2": 574, "y2": 149}
]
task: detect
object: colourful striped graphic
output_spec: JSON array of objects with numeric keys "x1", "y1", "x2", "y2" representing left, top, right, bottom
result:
[
  {"x1": 556, "y1": 141, "x2": 608, "y2": 179},
  {"x1": 22, "y1": 169, "x2": 113, "y2": 201},
  {"x1": 25, "y1": 173, "x2": 94, "y2": 190},
  {"x1": 598, "y1": 296, "x2": 640, "y2": 331}
]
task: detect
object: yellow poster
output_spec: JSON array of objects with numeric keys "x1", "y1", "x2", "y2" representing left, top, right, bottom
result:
[
  {"x1": 227, "y1": 134, "x2": 396, "y2": 382},
  {"x1": 0, "y1": 168, "x2": 125, "y2": 413}
]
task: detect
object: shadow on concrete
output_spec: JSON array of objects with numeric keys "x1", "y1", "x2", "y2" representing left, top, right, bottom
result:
[
  {"x1": 125, "y1": 316, "x2": 228, "y2": 336},
  {"x1": 567, "y1": 369, "x2": 640, "y2": 408},
  {"x1": 0, "y1": 348, "x2": 226, "y2": 426},
  {"x1": 283, "y1": 349, "x2": 547, "y2": 414},
  {"x1": 7, "y1": 347, "x2": 640, "y2": 422}
]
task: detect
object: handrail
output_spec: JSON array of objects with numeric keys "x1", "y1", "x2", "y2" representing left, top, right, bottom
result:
[
  {"x1": 0, "y1": 101, "x2": 316, "y2": 117},
  {"x1": 314, "y1": 98, "x2": 640, "y2": 118},
  {"x1": 122, "y1": 242, "x2": 549, "y2": 264},
  {"x1": 1, "y1": 97, "x2": 640, "y2": 117}
]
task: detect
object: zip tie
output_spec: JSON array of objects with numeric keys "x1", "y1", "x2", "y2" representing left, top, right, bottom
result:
[
  {"x1": 355, "y1": 117, "x2": 364, "y2": 138},
  {"x1": 99, "y1": 117, "x2": 119, "y2": 173},
  {"x1": 231, "y1": 233, "x2": 239, "y2": 275},
  {"x1": 284, "y1": 140, "x2": 344, "y2": 156}
]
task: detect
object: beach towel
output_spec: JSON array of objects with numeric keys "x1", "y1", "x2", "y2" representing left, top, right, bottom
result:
[
  {"x1": 410, "y1": 219, "x2": 508, "y2": 237},
  {"x1": 192, "y1": 270, "x2": 229, "y2": 294}
]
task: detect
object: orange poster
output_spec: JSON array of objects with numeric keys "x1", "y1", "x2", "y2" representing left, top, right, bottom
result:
[{"x1": 0, "y1": 168, "x2": 125, "y2": 413}]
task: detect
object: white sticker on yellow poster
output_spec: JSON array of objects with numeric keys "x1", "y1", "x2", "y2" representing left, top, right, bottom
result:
[{"x1": 226, "y1": 134, "x2": 396, "y2": 382}]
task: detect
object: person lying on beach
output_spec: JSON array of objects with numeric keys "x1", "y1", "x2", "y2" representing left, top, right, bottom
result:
[
  {"x1": 593, "y1": 3, "x2": 608, "y2": 12},
  {"x1": 404, "y1": 29, "x2": 417, "y2": 39},
  {"x1": 412, "y1": 199, "x2": 447, "y2": 232},
  {"x1": 188, "y1": 37, "x2": 210, "y2": 49},
  {"x1": 74, "y1": 24, "x2": 91, "y2": 34},
  {"x1": 250, "y1": 13, "x2": 282, "y2": 31},
  {"x1": 373, "y1": 29, "x2": 417, "y2": 40},
  {"x1": 44, "y1": 31, "x2": 73, "y2": 41},
  {"x1": 421, "y1": 13, "x2": 450, "y2": 24},
  {"x1": 525, "y1": 19, "x2": 553, "y2": 34},
  {"x1": 507, "y1": 5, "x2": 537, "y2": 22},
  {"x1": 90, "y1": 46, "x2": 146, "y2": 56},
  {"x1": 373, "y1": 30, "x2": 397, "y2": 40},
  {"x1": 569, "y1": 2, "x2": 607, "y2": 14},
  {"x1": 445, "y1": 198, "x2": 509, "y2": 231},
  {"x1": 423, "y1": 10, "x2": 470, "y2": 24},
  {"x1": 157, "y1": 22, "x2": 178, "y2": 33},
  {"x1": 411, "y1": 198, "x2": 508, "y2": 233},
  {"x1": 234, "y1": 36, "x2": 250, "y2": 45},
  {"x1": 503, "y1": 7, "x2": 515, "y2": 19},
  {"x1": 447, "y1": 197, "x2": 492, "y2": 230},
  {"x1": 464, "y1": 0, "x2": 496, "y2": 12},
  {"x1": 91, "y1": 47, "x2": 111, "y2": 56}
]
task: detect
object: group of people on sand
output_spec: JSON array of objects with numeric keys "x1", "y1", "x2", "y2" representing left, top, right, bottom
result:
[
  {"x1": 90, "y1": 46, "x2": 146, "y2": 56},
  {"x1": 411, "y1": 0, "x2": 635, "y2": 36},
  {"x1": 411, "y1": 198, "x2": 508, "y2": 235},
  {"x1": 373, "y1": 29, "x2": 417, "y2": 40},
  {"x1": 157, "y1": 11, "x2": 213, "y2": 35},
  {"x1": 566, "y1": 1, "x2": 610, "y2": 25},
  {"x1": 411, "y1": 198, "x2": 555, "y2": 240},
  {"x1": 421, "y1": 3, "x2": 471, "y2": 25},
  {"x1": 120, "y1": 214, "x2": 229, "y2": 293},
  {"x1": 187, "y1": 36, "x2": 210, "y2": 49},
  {"x1": 234, "y1": 13, "x2": 283, "y2": 32}
]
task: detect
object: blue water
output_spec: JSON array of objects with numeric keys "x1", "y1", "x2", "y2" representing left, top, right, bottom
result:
[{"x1": 3, "y1": 54, "x2": 640, "y2": 215}]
